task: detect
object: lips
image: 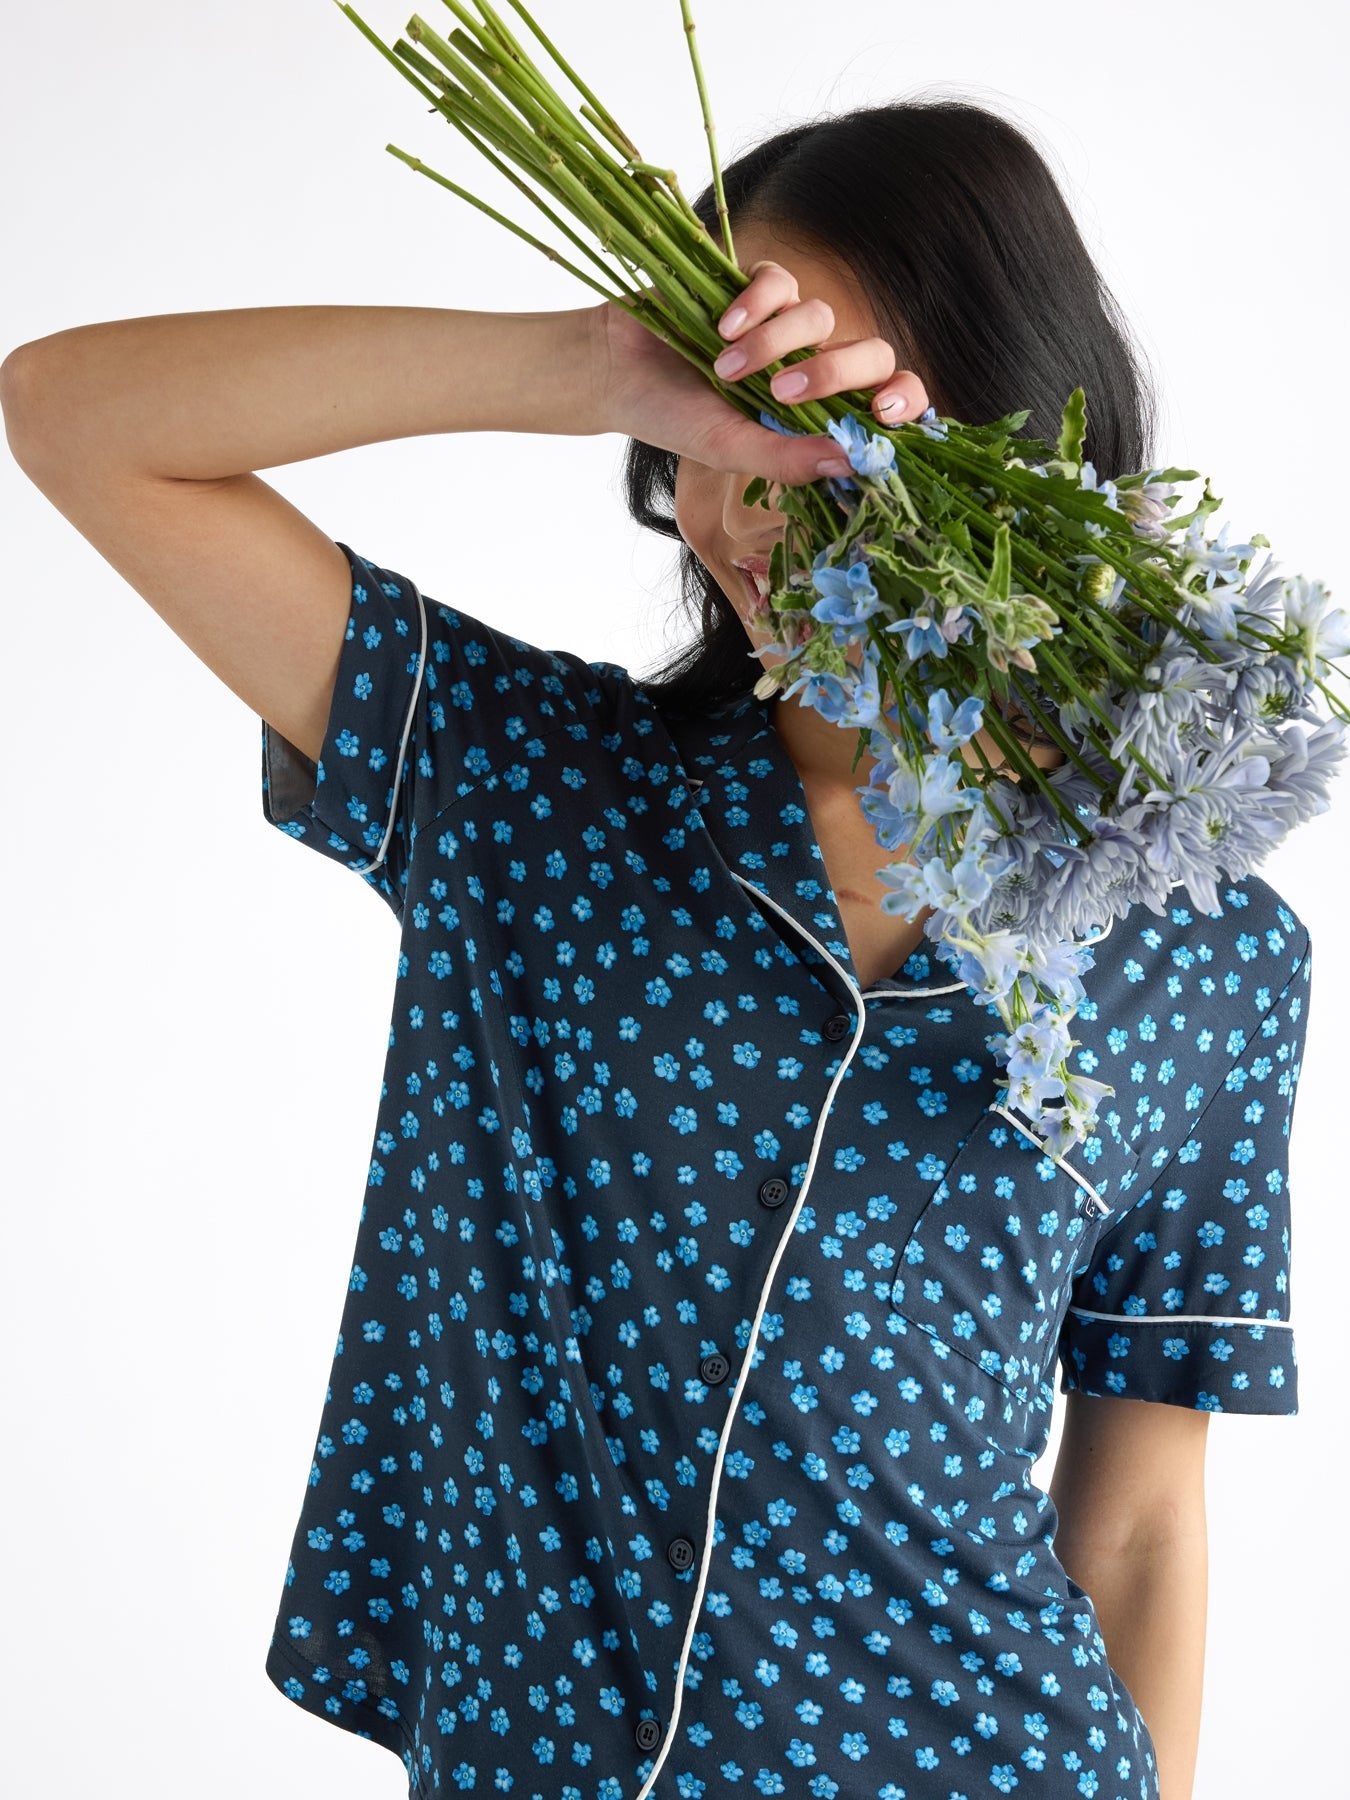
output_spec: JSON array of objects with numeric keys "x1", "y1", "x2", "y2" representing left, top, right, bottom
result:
[{"x1": 732, "y1": 560, "x2": 773, "y2": 611}]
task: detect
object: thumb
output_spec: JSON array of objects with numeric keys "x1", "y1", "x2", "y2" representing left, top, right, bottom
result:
[{"x1": 711, "y1": 413, "x2": 853, "y2": 491}]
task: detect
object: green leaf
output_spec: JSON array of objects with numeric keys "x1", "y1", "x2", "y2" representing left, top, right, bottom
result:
[
  {"x1": 740, "y1": 476, "x2": 768, "y2": 508},
  {"x1": 1115, "y1": 465, "x2": 1199, "y2": 487},
  {"x1": 1056, "y1": 387, "x2": 1087, "y2": 468}
]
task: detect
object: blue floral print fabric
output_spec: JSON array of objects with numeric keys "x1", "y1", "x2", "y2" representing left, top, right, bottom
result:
[{"x1": 259, "y1": 543, "x2": 1312, "y2": 1800}]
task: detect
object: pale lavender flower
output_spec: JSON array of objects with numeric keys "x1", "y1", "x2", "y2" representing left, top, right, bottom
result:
[
  {"x1": 1078, "y1": 461, "x2": 1123, "y2": 539},
  {"x1": 1118, "y1": 472, "x2": 1180, "y2": 544},
  {"x1": 1041, "y1": 814, "x2": 1151, "y2": 938},
  {"x1": 1264, "y1": 716, "x2": 1350, "y2": 827},
  {"x1": 1136, "y1": 727, "x2": 1288, "y2": 911},
  {"x1": 1281, "y1": 573, "x2": 1350, "y2": 682},
  {"x1": 1179, "y1": 517, "x2": 1258, "y2": 591},
  {"x1": 1231, "y1": 661, "x2": 1306, "y2": 730}
]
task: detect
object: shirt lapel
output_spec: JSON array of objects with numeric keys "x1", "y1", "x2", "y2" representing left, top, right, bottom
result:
[{"x1": 655, "y1": 688, "x2": 866, "y2": 990}]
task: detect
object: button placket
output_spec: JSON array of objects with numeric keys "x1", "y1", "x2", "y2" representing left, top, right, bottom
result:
[{"x1": 634, "y1": 879, "x2": 872, "y2": 1798}]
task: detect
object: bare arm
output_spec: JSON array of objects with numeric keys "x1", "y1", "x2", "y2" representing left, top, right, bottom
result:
[
  {"x1": 1, "y1": 303, "x2": 606, "y2": 480},
  {"x1": 0, "y1": 260, "x2": 878, "y2": 767},
  {"x1": 0, "y1": 304, "x2": 602, "y2": 764},
  {"x1": 1049, "y1": 1393, "x2": 1210, "y2": 1800}
]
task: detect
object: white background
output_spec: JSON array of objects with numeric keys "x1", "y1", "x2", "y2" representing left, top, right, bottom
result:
[{"x1": 2, "y1": 3, "x2": 1344, "y2": 1796}]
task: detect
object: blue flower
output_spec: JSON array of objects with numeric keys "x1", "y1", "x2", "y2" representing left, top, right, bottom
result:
[
  {"x1": 888, "y1": 609, "x2": 953, "y2": 662},
  {"x1": 926, "y1": 688, "x2": 985, "y2": 752},
  {"x1": 825, "y1": 411, "x2": 898, "y2": 479},
  {"x1": 811, "y1": 557, "x2": 882, "y2": 630}
]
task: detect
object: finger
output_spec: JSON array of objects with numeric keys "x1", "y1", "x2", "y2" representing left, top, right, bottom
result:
[
  {"x1": 871, "y1": 370, "x2": 931, "y2": 424},
  {"x1": 714, "y1": 295, "x2": 836, "y2": 383},
  {"x1": 700, "y1": 416, "x2": 856, "y2": 492},
  {"x1": 761, "y1": 335, "x2": 897, "y2": 407},
  {"x1": 717, "y1": 258, "x2": 801, "y2": 339}
]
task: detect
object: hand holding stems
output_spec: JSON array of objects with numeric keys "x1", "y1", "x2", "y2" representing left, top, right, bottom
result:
[{"x1": 583, "y1": 256, "x2": 932, "y2": 490}]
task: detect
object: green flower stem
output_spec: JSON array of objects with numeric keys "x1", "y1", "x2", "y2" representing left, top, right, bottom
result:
[
  {"x1": 444, "y1": 7, "x2": 752, "y2": 295},
  {"x1": 881, "y1": 451, "x2": 1183, "y2": 686},
  {"x1": 491, "y1": 0, "x2": 641, "y2": 161},
  {"x1": 447, "y1": 25, "x2": 717, "y2": 297},
  {"x1": 385, "y1": 144, "x2": 637, "y2": 303},
  {"x1": 957, "y1": 733, "x2": 1016, "y2": 835},
  {"x1": 976, "y1": 702, "x2": 1092, "y2": 842},
  {"x1": 1001, "y1": 678, "x2": 1103, "y2": 782},
  {"x1": 408, "y1": 19, "x2": 560, "y2": 173},
  {"x1": 403, "y1": 16, "x2": 746, "y2": 347},
  {"x1": 787, "y1": 395, "x2": 1223, "y2": 676},
  {"x1": 390, "y1": 36, "x2": 646, "y2": 300},
  {"x1": 1310, "y1": 670, "x2": 1350, "y2": 723},
  {"x1": 439, "y1": 0, "x2": 603, "y2": 154},
  {"x1": 679, "y1": 0, "x2": 735, "y2": 262},
  {"x1": 851, "y1": 448, "x2": 1152, "y2": 706},
  {"x1": 622, "y1": 159, "x2": 705, "y2": 230}
]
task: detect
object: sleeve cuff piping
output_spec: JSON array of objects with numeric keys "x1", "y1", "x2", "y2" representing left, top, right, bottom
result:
[
  {"x1": 348, "y1": 575, "x2": 429, "y2": 876},
  {"x1": 1066, "y1": 1305, "x2": 1293, "y2": 1330}
]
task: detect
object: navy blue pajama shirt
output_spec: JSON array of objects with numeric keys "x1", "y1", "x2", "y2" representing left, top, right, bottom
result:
[{"x1": 258, "y1": 542, "x2": 1312, "y2": 1800}]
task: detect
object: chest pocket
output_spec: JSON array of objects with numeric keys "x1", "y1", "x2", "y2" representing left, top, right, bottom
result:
[{"x1": 889, "y1": 1104, "x2": 1128, "y2": 1400}]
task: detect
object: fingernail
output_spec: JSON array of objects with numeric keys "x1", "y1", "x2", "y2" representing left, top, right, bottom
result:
[
  {"x1": 720, "y1": 306, "x2": 748, "y2": 337},
  {"x1": 714, "y1": 347, "x2": 747, "y2": 377},
  {"x1": 816, "y1": 458, "x2": 851, "y2": 478},
  {"x1": 877, "y1": 392, "x2": 905, "y2": 414},
  {"x1": 771, "y1": 370, "x2": 808, "y2": 399}
]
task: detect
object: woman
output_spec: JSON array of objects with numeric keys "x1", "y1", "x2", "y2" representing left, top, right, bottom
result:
[{"x1": 1, "y1": 96, "x2": 1309, "y2": 1800}]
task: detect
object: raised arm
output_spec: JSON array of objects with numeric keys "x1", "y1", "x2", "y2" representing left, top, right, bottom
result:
[
  {"x1": 0, "y1": 304, "x2": 601, "y2": 764},
  {"x1": 0, "y1": 267, "x2": 875, "y2": 768}
]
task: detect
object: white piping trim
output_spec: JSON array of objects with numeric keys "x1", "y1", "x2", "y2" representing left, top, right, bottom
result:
[
  {"x1": 857, "y1": 915, "x2": 1115, "y2": 1002},
  {"x1": 634, "y1": 874, "x2": 867, "y2": 1797},
  {"x1": 862, "y1": 977, "x2": 968, "y2": 998},
  {"x1": 1077, "y1": 915, "x2": 1116, "y2": 949},
  {"x1": 1068, "y1": 1305, "x2": 1293, "y2": 1330},
  {"x1": 635, "y1": 872, "x2": 1122, "y2": 1779},
  {"x1": 988, "y1": 1103, "x2": 1111, "y2": 1217},
  {"x1": 350, "y1": 578, "x2": 428, "y2": 876}
]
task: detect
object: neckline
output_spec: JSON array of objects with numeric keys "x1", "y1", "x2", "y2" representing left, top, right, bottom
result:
[
  {"x1": 684, "y1": 688, "x2": 969, "y2": 996},
  {"x1": 652, "y1": 684, "x2": 1116, "y2": 1002}
]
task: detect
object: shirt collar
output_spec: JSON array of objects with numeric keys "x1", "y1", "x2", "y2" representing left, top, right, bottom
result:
[{"x1": 651, "y1": 687, "x2": 960, "y2": 996}]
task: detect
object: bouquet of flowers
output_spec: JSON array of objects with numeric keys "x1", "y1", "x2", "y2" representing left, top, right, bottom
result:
[{"x1": 335, "y1": 0, "x2": 1349, "y2": 1154}]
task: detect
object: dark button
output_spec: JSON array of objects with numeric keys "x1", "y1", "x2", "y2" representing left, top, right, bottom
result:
[
  {"x1": 823, "y1": 1010, "x2": 853, "y2": 1042},
  {"x1": 758, "y1": 1175, "x2": 790, "y2": 1209},
  {"x1": 635, "y1": 1717, "x2": 662, "y2": 1752},
  {"x1": 699, "y1": 1352, "x2": 730, "y2": 1386},
  {"x1": 667, "y1": 1535, "x2": 696, "y2": 1571}
]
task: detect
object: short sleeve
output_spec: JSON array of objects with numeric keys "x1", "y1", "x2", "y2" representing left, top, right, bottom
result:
[
  {"x1": 1058, "y1": 934, "x2": 1312, "y2": 1414},
  {"x1": 260, "y1": 541, "x2": 620, "y2": 920}
]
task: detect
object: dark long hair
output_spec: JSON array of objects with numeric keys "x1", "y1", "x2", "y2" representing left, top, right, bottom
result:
[{"x1": 624, "y1": 95, "x2": 1159, "y2": 719}]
